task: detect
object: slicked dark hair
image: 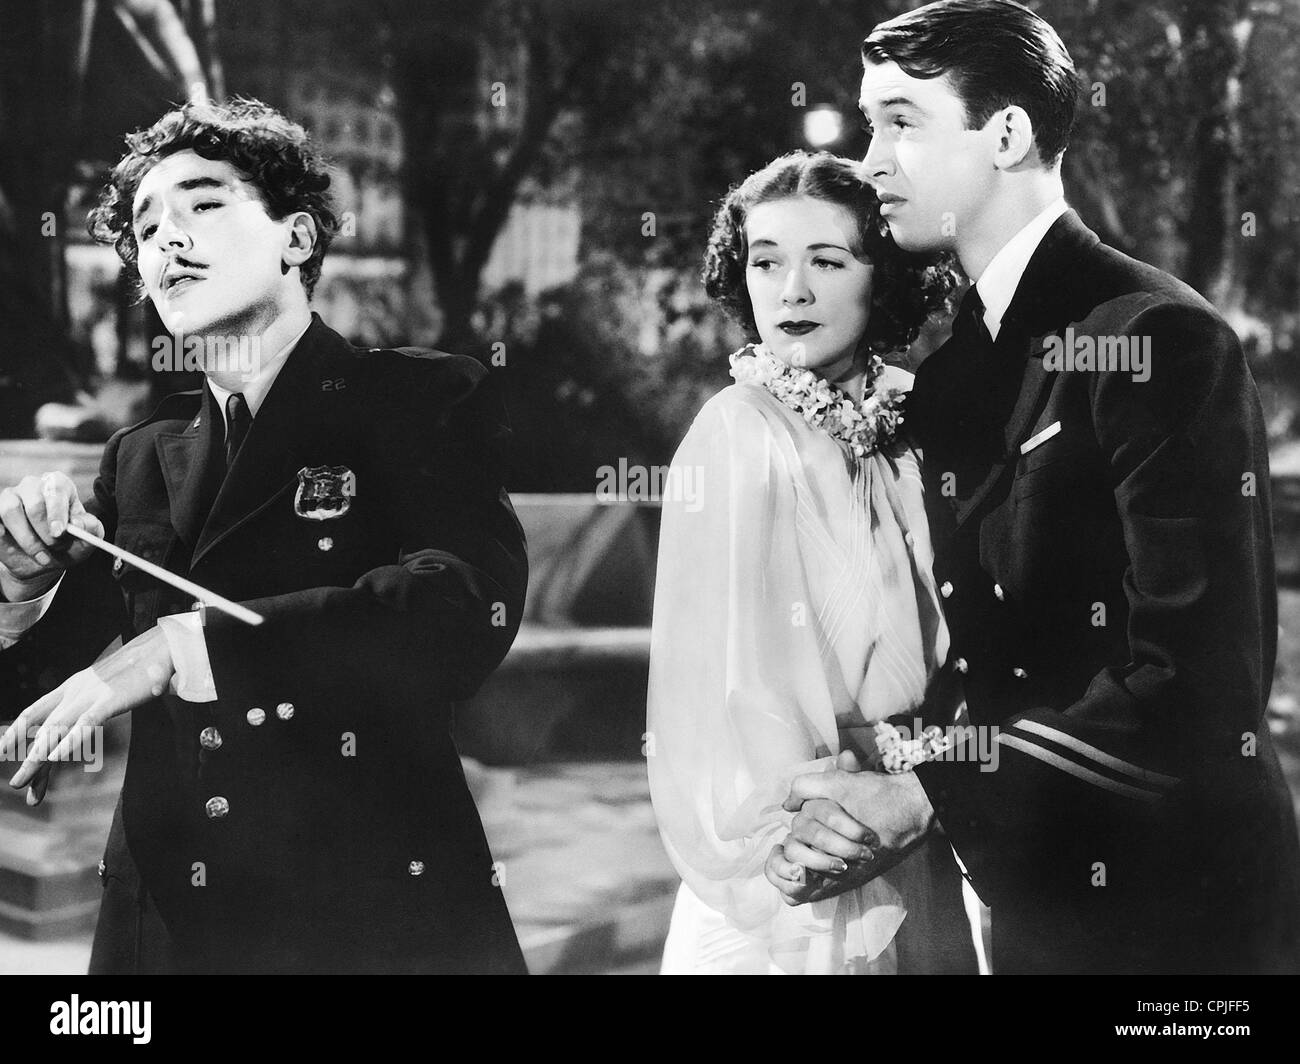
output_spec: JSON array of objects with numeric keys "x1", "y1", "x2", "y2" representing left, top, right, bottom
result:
[
  {"x1": 703, "y1": 151, "x2": 958, "y2": 355},
  {"x1": 88, "y1": 98, "x2": 339, "y2": 298},
  {"x1": 862, "y1": 0, "x2": 1079, "y2": 165}
]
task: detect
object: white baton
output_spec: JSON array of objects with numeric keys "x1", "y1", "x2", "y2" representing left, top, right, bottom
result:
[{"x1": 63, "y1": 523, "x2": 264, "y2": 627}]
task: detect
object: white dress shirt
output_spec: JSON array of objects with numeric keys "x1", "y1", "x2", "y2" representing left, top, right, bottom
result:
[
  {"x1": 0, "y1": 318, "x2": 312, "y2": 701},
  {"x1": 974, "y1": 198, "x2": 1068, "y2": 342},
  {"x1": 946, "y1": 200, "x2": 1066, "y2": 976},
  {"x1": 0, "y1": 575, "x2": 63, "y2": 650},
  {"x1": 204, "y1": 316, "x2": 310, "y2": 428}
]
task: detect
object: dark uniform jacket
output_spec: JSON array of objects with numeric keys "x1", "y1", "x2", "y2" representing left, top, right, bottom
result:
[
  {"x1": 907, "y1": 211, "x2": 1300, "y2": 974},
  {"x1": 3, "y1": 315, "x2": 529, "y2": 973}
]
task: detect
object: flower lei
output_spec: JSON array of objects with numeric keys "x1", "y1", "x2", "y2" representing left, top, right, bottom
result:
[{"x1": 727, "y1": 344, "x2": 907, "y2": 459}]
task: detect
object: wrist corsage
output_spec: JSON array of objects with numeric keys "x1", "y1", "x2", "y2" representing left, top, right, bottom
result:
[{"x1": 873, "y1": 721, "x2": 953, "y2": 774}]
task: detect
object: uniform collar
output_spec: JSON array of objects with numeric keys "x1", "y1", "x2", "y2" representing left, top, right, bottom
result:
[
  {"x1": 974, "y1": 198, "x2": 1068, "y2": 341},
  {"x1": 206, "y1": 315, "x2": 313, "y2": 430}
]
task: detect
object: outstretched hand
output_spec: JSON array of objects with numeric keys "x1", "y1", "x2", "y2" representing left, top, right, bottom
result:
[
  {"x1": 0, "y1": 626, "x2": 174, "y2": 806},
  {"x1": 764, "y1": 749, "x2": 936, "y2": 906}
]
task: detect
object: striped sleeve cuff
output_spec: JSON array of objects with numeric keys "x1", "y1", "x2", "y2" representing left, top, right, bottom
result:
[{"x1": 996, "y1": 718, "x2": 1180, "y2": 803}]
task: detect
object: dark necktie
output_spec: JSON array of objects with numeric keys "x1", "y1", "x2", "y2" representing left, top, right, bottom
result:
[
  {"x1": 952, "y1": 284, "x2": 1021, "y2": 461},
  {"x1": 957, "y1": 283, "x2": 994, "y2": 351},
  {"x1": 225, "y1": 392, "x2": 251, "y2": 468}
]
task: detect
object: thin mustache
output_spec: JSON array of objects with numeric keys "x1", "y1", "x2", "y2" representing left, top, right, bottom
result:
[{"x1": 159, "y1": 255, "x2": 210, "y2": 288}]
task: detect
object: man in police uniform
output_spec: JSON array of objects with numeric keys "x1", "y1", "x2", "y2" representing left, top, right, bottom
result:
[
  {"x1": 0, "y1": 99, "x2": 529, "y2": 973},
  {"x1": 766, "y1": 0, "x2": 1300, "y2": 973}
]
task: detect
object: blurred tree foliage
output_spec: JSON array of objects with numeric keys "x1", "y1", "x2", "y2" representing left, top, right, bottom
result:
[
  {"x1": 309, "y1": 0, "x2": 915, "y2": 487},
  {"x1": 1048, "y1": 0, "x2": 1300, "y2": 433},
  {"x1": 397, "y1": 0, "x2": 1300, "y2": 487},
  {"x1": 4, "y1": 1, "x2": 1297, "y2": 482},
  {"x1": 0, "y1": 0, "x2": 223, "y2": 434}
]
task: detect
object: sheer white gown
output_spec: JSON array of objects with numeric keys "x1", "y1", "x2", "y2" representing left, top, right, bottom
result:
[{"x1": 647, "y1": 368, "x2": 959, "y2": 975}]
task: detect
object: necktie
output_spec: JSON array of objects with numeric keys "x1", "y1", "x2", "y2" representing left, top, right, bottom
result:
[
  {"x1": 225, "y1": 392, "x2": 251, "y2": 468},
  {"x1": 952, "y1": 284, "x2": 1020, "y2": 460},
  {"x1": 957, "y1": 283, "x2": 994, "y2": 350}
]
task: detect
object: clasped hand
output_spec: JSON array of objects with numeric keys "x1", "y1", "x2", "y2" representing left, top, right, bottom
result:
[{"x1": 764, "y1": 750, "x2": 936, "y2": 906}]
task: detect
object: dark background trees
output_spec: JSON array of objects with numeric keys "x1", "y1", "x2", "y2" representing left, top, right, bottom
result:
[{"x1": 2, "y1": 0, "x2": 1297, "y2": 485}]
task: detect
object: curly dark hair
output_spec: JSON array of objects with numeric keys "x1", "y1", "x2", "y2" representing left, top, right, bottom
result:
[
  {"x1": 87, "y1": 97, "x2": 339, "y2": 299},
  {"x1": 702, "y1": 151, "x2": 958, "y2": 355}
]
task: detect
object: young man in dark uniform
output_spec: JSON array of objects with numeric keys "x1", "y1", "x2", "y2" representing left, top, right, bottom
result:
[
  {"x1": 0, "y1": 99, "x2": 529, "y2": 973},
  {"x1": 767, "y1": 0, "x2": 1300, "y2": 974}
]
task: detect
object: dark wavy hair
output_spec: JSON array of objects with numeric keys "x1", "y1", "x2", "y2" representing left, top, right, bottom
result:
[
  {"x1": 88, "y1": 98, "x2": 339, "y2": 298},
  {"x1": 863, "y1": 0, "x2": 1079, "y2": 166},
  {"x1": 703, "y1": 151, "x2": 957, "y2": 355}
]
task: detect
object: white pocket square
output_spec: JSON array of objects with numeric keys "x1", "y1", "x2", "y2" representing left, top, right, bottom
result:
[{"x1": 1020, "y1": 421, "x2": 1061, "y2": 455}]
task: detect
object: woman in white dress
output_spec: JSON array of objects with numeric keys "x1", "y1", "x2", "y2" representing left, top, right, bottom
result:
[{"x1": 647, "y1": 151, "x2": 976, "y2": 974}]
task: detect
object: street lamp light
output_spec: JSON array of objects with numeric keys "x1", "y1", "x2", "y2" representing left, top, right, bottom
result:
[{"x1": 804, "y1": 105, "x2": 843, "y2": 148}]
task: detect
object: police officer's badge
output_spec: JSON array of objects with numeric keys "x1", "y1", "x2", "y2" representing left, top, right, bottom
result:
[{"x1": 294, "y1": 465, "x2": 356, "y2": 520}]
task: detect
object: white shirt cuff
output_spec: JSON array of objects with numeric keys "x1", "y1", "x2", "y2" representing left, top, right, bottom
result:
[
  {"x1": 0, "y1": 575, "x2": 63, "y2": 649},
  {"x1": 157, "y1": 612, "x2": 217, "y2": 702}
]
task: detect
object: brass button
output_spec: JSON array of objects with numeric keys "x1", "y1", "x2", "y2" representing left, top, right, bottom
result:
[
  {"x1": 317, "y1": 536, "x2": 334, "y2": 552},
  {"x1": 408, "y1": 860, "x2": 426, "y2": 877},
  {"x1": 112, "y1": 557, "x2": 125, "y2": 575},
  {"x1": 246, "y1": 707, "x2": 266, "y2": 727},
  {"x1": 940, "y1": 581, "x2": 954, "y2": 598},
  {"x1": 1012, "y1": 667, "x2": 1028, "y2": 680},
  {"x1": 199, "y1": 726, "x2": 222, "y2": 751},
  {"x1": 953, "y1": 657, "x2": 969, "y2": 674},
  {"x1": 205, "y1": 796, "x2": 230, "y2": 819},
  {"x1": 904, "y1": 532, "x2": 915, "y2": 547},
  {"x1": 191, "y1": 600, "x2": 204, "y2": 612},
  {"x1": 97, "y1": 860, "x2": 106, "y2": 878},
  {"x1": 993, "y1": 583, "x2": 1005, "y2": 601},
  {"x1": 276, "y1": 702, "x2": 295, "y2": 721}
]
